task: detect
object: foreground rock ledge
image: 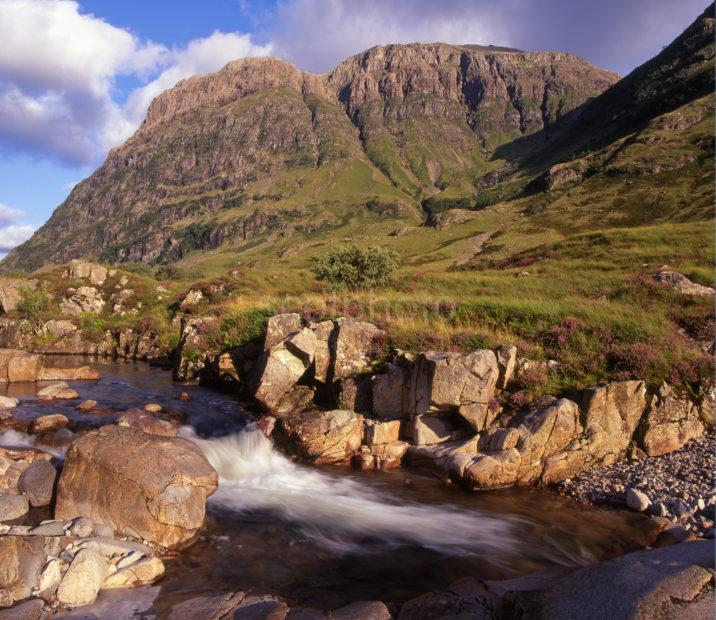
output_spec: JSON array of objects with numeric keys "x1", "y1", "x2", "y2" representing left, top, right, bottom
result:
[{"x1": 55, "y1": 425, "x2": 218, "y2": 548}]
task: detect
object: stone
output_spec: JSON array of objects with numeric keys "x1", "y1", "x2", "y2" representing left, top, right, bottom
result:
[
  {"x1": 36, "y1": 382, "x2": 78, "y2": 400},
  {"x1": 0, "y1": 495, "x2": 29, "y2": 521},
  {"x1": 18, "y1": 460, "x2": 57, "y2": 507},
  {"x1": 372, "y1": 363, "x2": 406, "y2": 420},
  {"x1": 285, "y1": 328, "x2": 317, "y2": 364},
  {"x1": 332, "y1": 601, "x2": 391, "y2": 619},
  {"x1": 144, "y1": 403, "x2": 162, "y2": 413},
  {"x1": 179, "y1": 289, "x2": 204, "y2": 310},
  {"x1": 60, "y1": 286, "x2": 105, "y2": 316},
  {"x1": 332, "y1": 319, "x2": 386, "y2": 380},
  {"x1": 66, "y1": 259, "x2": 108, "y2": 286},
  {"x1": 0, "y1": 599, "x2": 44, "y2": 620},
  {"x1": 512, "y1": 540, "x2": 714, "y2": 619},
  {"x1": 0, "y1": 397, "x2": 17, "y2": 409},
  {"x1": 489, "y1": 427, "x2": 520, "y2": 451},
  {"x1": 233, "y1": 595, "x2": 289, "y2": 619},
  {"x1": 30, "y1": 413, "x2": 68, "y2": 433},
  {"x1": 102, "y1": 555, "x2": 165, "y2": 588},
  {"x1": 38, "y1": 366, "x2": 99, "y2": 381},
  {"x1": 652, "y1": 270, "x2": 715, "y2": 296},
  {"x1": 339, "y1": 375, "x2": 372, "y2": 414},
  {"x1": 626, "y1": 487, "x2": 651, "y2": 512},
  {"x1": 0, "y1": 350, "x2": 43, "y2": 383},
  {"x1": 264, "y1": 313, "x2": 301, "y2": 350},
  {"x1": 117, "y1": 409, "x2": 178, "y2": 437},
  {"x1": 254, "y1": 343, "x2": 311, "y2": 411},
  {"x1": 37, "y1": 557, "x2": 62, "y2": 597},
  {"x1": 495, "y1": 344, "x2": 517, "y2": 389},
  {"x1": 411, "y1": 415, "x2": 467, "y2": 445},
  {"x1": 640, "y1": 384, "x2": 704, "y2": 456},
  {"x1": 0, "y1": 535, "x2": 45, "y2": 600},
  {"x1": 167, "y1": 591, "x2": 246, "y2": 620},
  {"x1": 282, "y1": 409, "x2": 363, "y2": 464},
  {"x1": 173, "y1": 316, "x2": 220, "y2": 383},
  {"x1": 33, "y1": 428, "x2": 75, "y2": 451},
  {"x1": 0, "y1": 590, "x2": 9, "y2": 608},
  {"x1": 55, "y1": 425, "x2": 218, "y2": 548},
  {"x1": 57, "y1": 548, "x2": 108, "y2": 607},
  {"x1": 312, "y1": 320, "x2": 336, "y2": 383},
  {"x1": 405, "y1": 350, "x2": 499, "y2": 420},
  {"x1": 358, "y1": 441, "x2": 409, "y2": 470},
  {"x1": 69, "y1": 517, "x2": 94, "y2": 538},
  {"x1": 0, "y1": 279, "x2": 36, "y2": 315},
  {"x1": 77, "y1": 399, "x2": 98, "y2": 410},
  {"x1": 363, "y1": 419, "x2": 401, "y2": 446}
]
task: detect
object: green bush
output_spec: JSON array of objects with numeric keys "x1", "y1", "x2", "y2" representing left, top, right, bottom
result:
[{"x1": 311, "y1": 245, "x2": 400, "y2": 291}]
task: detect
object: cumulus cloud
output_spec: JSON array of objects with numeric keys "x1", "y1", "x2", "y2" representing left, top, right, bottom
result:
[
  {"x1": 0, "y1": 1, "x2": 271, "y2": 165},
  {"x1": 0, "y1": 203, "x2": 35, "y2": 252},
  {"x1": 268, "y1": 0, "x2": 509, "y2": 72}
]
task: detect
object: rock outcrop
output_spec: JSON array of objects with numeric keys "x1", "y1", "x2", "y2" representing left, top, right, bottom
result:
[
  {"x1": 55, "y1": 425, "x2": 218, "y2": 548},
  {"x1": 280, "y1": 409, "x2": 364, "y2": 464}
]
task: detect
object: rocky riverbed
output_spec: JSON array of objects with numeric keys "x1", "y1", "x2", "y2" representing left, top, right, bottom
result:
[{"x1": 559, "y1": 434, "x2": 716, "y2": 538}]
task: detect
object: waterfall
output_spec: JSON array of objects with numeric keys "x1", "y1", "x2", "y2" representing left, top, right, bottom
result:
[{"x1": 182, "y1": 425, "x2": 520, "y2": 557}]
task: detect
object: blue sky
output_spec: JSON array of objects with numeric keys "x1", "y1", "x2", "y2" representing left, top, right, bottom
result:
[{"x1": 0, "y1": 0, "x2": 709, "y2": 254}]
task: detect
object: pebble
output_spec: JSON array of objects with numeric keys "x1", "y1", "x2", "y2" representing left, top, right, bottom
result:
[{"x1": 558, "y1": 435, "x2": 715, "y2": 538}]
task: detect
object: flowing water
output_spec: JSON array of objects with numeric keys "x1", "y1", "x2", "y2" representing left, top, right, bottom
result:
[{"x1": 1, "y1": 358, "x2": 653, "y2": 615}]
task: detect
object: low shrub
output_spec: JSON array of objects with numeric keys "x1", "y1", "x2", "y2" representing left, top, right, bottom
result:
[{"x1": 311, "y1": 245, "x2": 400, "y2": 291}]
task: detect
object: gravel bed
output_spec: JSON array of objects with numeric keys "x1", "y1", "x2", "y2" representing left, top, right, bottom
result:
[{"x1": 558, "y1": 435, "x2": 715, "y2": 538}]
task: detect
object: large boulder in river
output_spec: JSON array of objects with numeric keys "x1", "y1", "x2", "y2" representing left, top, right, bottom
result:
[
  {"x1": 281, "y1": 409, "x2": 363, "y2": 464},
  {"x1": 639, "y1": 383, "x2": 704, "y2": 456},
  {"x1": 55, "y1": 425, "x2": 218, "y2": 548}
]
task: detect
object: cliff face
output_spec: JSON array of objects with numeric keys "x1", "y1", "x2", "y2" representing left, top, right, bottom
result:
[{"x1": 2, "y1": 39, "x2": 622, "y2": 271}]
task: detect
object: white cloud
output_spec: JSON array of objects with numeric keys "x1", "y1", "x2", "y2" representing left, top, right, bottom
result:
[
  {"x1": 112, "y1": 31, "x2": 273, "y2": 151},
  {"x1": 0, "y1": 203, "x2": 34, "y2": 251},
  {"x1": 0, "y1": 1, "x2": 271, "y2": 165},
  {"x1": 0, "y1": 224, "x2": 36, "y2": 252},
  {"x1": 269, "y1": 0, "x2": 509, "y2": 72}
]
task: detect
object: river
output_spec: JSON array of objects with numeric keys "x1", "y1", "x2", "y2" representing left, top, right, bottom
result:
[{"x1": 0, "y1": 359, "x2": 651, "y2": 616}]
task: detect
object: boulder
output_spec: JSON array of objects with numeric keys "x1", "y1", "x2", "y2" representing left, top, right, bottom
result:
[
  {"x1": 60, "y1": 286, "x2": 105, "y2": 316},
  {"x1": 372, "y1": 363, "x2": 407, "y2": 420},
  {"x1": 405, "y1": 350, "x2": 500, "y2": 431},
  {"x1": 30, "y1": 413, "x2": 69, "y2": 433},
  {"x1": 339, "y1": 375, "x2": 372, "y2": 414},
  {"x1": 38, "y1": 366, "x2": 99, "y2": 381},
  {"x1": 254, "y1": 341, "x2": 312, "y2": 411},
  {"x1": 363, "y1": 419, "x2": 401, "y2": 446},
  {"x1": 264, "y1": 313, "x2": 301, "y2": 350},
  {"x1": 640, "y1": 384, "x2": 704, "y2": 456},
  {"x1": 0, "y1": 535, "x2": 45, "y2": 602},
  {"x1": 0, "y1": 350, "x2": 43, "y2": 383},
  {"x1": 56, "y1": 548, "x2": 108, "y2": 607},
  {"x1": 18, "y1": 460, "x2": 57, "y2": 507},
  {"x1": 0, "y1": 447, "x2": 52, "y2": 495},
  {"x1": 652, "y1": 270, "x2": 715, "y2": 296},
  {"x1": 332, "y1": 319, "x2": 386, "y2": 380},
  {"x1": 55, "y1": 425, "x2": 218, "y2": 548},
  {"x1": 511, "y1": 540, "x2": 714, "y2": 619},
  {"x1": 0, "y1": 396, "x2": 17, "y2": 409},
  {"x1": 0, "y1": 279, "x2": 36, "y2": 315},
  {"x1": 117, "y1": 409, "x2": 178, "y2": 437},
  {"x1": 312, "y1": 320, "x2": 336, "y2": 383},
  {"x1": 36, "y1": 382, "x2": 78, "y2": 400},
  {"x1": 77, "y1": 400, "x2": 97, "y2": 411},
  {"x1": 0, "y1": 495, "x2": 29, "y2": 521},
  {"x1": 65, "y1": 259, "x2": 108, "y2": 286},
  {"x1": 355, "y1": 441, "x2": 409, "y2": 470},
  {"x1": 178, "y1": 288, "x2": 204, "y2": 310},
  {"x1": 410, "y1": 414, "x2": 468, "y2": 446},
  {"x1": 144, "y1": 403, "x2": 162, "y2": 413},
  {"x1": 281, "y1": 409, "x2": 363, "y2": 464},
  {"x1": 173, "y1": 316, "x2": 220, "y2": 383},
  {"x1": 495, "y1": 344, "x2": 517, "y2": 389},
  {"x1": 333, "y1": 601, "x2": 391, "y2": 619},
  {"x1": 102, "y1": 555, "x2": 165, "y2": 588},
  {"x1": 626, "y1": 488, "x2": 651, "y2": 512}
]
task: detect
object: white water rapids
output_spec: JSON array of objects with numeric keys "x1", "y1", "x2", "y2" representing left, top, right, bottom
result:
[{"x1": 182, "y1": 425, "x2": 521, "y2": 558}]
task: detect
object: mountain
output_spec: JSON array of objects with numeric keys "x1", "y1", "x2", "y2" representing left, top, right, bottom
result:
[{"x1": 4, "y1": 44, "x2": 617, "y2": 271}]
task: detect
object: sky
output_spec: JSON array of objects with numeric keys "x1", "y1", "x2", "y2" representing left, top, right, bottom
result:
[{"x1": 0, "y1": 0, "x2": 709, "y2": 253}]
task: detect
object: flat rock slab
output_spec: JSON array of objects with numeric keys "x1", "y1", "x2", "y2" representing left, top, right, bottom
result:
[{"x1": 512, "y1": 541, "x2": 715, "y2": 619}]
